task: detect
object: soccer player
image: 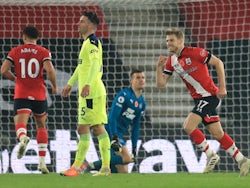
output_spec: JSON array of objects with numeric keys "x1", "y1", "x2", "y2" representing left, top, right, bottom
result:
[
  {"x1": 60, "y1": 10, "x2": 111, "y2": 177},
  {"x1": 81, "y1": 69, "x2": 146, "y2": 173},
  {"x1": 156, "y1": 27, "x2": 250, "y2": 177},
  {"x1": 0, "y1": 25, "x2": 58, "y2": 174}
]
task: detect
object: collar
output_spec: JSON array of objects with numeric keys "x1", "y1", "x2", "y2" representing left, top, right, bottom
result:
[
  {"x1": 177, "y1": 46, "x2": 186, "y2": 58},
  {"x1": 86, "y1": 33, "x2": 95, "y2": 40}
]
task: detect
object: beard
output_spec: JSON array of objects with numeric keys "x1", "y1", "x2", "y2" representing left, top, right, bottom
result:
[{"x1": 168, "y1": 46, "x2": 178, "y2": 54}]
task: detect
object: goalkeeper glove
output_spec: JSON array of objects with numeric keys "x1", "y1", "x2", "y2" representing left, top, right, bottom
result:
[{"x1": 111, "y1": 135, "x2": 122, "y2": 152}]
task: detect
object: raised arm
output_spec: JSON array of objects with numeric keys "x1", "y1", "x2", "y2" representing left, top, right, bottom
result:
[{"x1": 156, "y1": 55, "x2": 171, "y2": 88}]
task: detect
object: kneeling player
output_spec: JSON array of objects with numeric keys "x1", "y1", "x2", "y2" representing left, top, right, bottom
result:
[{"x1": 81, "y1": 70, "x2": 146, "y2": 173}]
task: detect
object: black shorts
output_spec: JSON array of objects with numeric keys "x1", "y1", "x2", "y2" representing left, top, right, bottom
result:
[
  {"x1": 191, "y1": 96, "x2": 220, "y2": 126},
  {"x1": 14, "y1": 99, "x2": 48, "y2": 116}
]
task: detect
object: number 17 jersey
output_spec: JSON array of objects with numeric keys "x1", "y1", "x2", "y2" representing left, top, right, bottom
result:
[{"x1": 6, "y1": 43, "x2": 52, "y2": 100}]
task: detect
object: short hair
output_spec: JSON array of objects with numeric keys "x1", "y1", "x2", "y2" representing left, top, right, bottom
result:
[
  {"x1": 166, "y1": 28, "x2": 184, "y2": 39},
  {"x1": 23, "y1": 25, "x2": 39, "y2": 39},
  {"x1": 130, "y1": 69, "x2": 144, "y2": 78},
  {"x1": 82, "y1": 10, "x2": 100, "y2": 26}
]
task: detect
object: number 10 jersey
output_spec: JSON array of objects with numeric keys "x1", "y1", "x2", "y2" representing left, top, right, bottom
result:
[{"x1": 6, "y1": 43, "x2": 52, "y2": 100}]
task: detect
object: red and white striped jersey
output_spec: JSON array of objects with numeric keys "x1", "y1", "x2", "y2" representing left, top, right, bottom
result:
[
  {"x1": 164, "y1": 46, "x2": 218, "y2": 98},
  {"x1": 6, "y1": 43, "x2": 52, "y2": 100}
]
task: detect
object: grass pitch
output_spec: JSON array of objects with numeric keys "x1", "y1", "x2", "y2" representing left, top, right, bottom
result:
[{"x1": 0, "y1": 173, "x2": 249, "y2": 188}]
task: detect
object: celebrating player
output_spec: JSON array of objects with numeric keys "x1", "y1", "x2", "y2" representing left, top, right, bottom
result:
[
  {"x1": 81, "y1": 69, "x2": 146, "y2": 173},
  {"x1": 0, "y1": 25, "x2": 58, "y2": 174},
  {"x1": 60, "y1": 10, "x2": 111, "y2": 177},
  {"x1": 156, "y1": 27, "x2": 250, "y2": 177}
]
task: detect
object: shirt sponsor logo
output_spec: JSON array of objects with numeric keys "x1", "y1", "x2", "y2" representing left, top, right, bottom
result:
[
  {"x1": 90, "y1": 49, "x2": 98, "y2": 53},
  {"x1": 185, "y1": 58, "x2": 192, "y2": 65},
  {"x1": 122, "y1": 108, "x2": 136, "y2": 120}
]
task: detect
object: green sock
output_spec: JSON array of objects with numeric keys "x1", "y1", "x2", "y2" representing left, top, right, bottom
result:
[
  {"x1": 97, "y1": 132, "x2": 111, "y2": 168},
  {"x1": 73, "y1": 134, "x2": 90, "y2": 169}
]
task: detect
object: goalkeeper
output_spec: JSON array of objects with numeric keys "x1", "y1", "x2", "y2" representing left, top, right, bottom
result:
[{"x1": 81, "y1": 69, "x2": 146, "y2": 173}]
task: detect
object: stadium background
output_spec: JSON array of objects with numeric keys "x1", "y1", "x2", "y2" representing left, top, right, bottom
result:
[{"x1": 0, "y1": 0, "x2": 249, "y2": 174}]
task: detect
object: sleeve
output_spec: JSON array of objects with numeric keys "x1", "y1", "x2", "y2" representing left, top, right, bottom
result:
[
  {"x1": 197, "y1": 48, "x2": 211, "y2": 64},
  {"x1": 131, "y1": 99, "x2": 146, "y2": 148},
  {"x1": 5, "y1": 48, "x2": 16, "y2": 63},
  {"x1": 42, "y1": 50, "x2": 52, "y2": 62},
  {"x1": 67, "y1": 65, "x2": 79, "y2": 86},
  {"x1": 163, "y1": 56, "x2": 174, "y2": 75},
  {"x1": 108, "y1": 91, "x2": 126, "y2": 136},
  {"x1": 85, "y1": 43, "x2": 100, "y2": 85}
]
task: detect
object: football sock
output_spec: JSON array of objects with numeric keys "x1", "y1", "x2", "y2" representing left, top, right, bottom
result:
[
  {"x1": 93, "y1": 160, "x2": 102, "y2": 170},
  {"x1": 15, "y1": 123, "x2": 27, "y2": 141},
  {"x1": 39, "y1": 156, "x2": 46, "y2": 165},
  {"x1": 73, "y1": 134, "x2": 90, "y2": 169},
  {"x1": 91, "y1": 154, "x2": 123, "y2": 171},
  {"x1": 37, "y1": 128, "x2": 48, "y2": 158},
  {"x1": 110, "y1": 155, "x2": 123, "y2": 165},
  {"x1": 110, "y1": 163, "x2": 118, "y2": 173},
  {"x1": 189, "y1": 128, "x2": 214, "y2": 157},
  {"x1": 97, "y1": 132, "x2": 111, "y2": 168},
  {"x1": 219, "y1": 132, "x2": 244, "y2": 162}
]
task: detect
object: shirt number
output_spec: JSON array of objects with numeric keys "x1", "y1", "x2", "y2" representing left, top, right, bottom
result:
[
  {"x1": 196, "y1": 100, "x2": 208, "y2": 112},
  {"x1": 19, "y1": 58, "x2": 40, "y2": 78}
]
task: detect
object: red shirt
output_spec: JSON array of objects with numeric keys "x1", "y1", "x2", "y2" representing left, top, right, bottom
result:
[
  {"x1": 6, "y1": 43, "x2": 51, "y2": 100},
  {"x1": 164, "y1": 47, "x2": 218, "y2": 98}
]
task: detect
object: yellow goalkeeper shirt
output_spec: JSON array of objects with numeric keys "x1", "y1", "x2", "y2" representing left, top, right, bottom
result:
[{"x1": 67, "y1": 34, "x2": 106, "y2": 98}]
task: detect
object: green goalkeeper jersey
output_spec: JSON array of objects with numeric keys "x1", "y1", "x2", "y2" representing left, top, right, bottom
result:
[{"x1": 67, "y1": 34, "x2": 106, "y2": 98}]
